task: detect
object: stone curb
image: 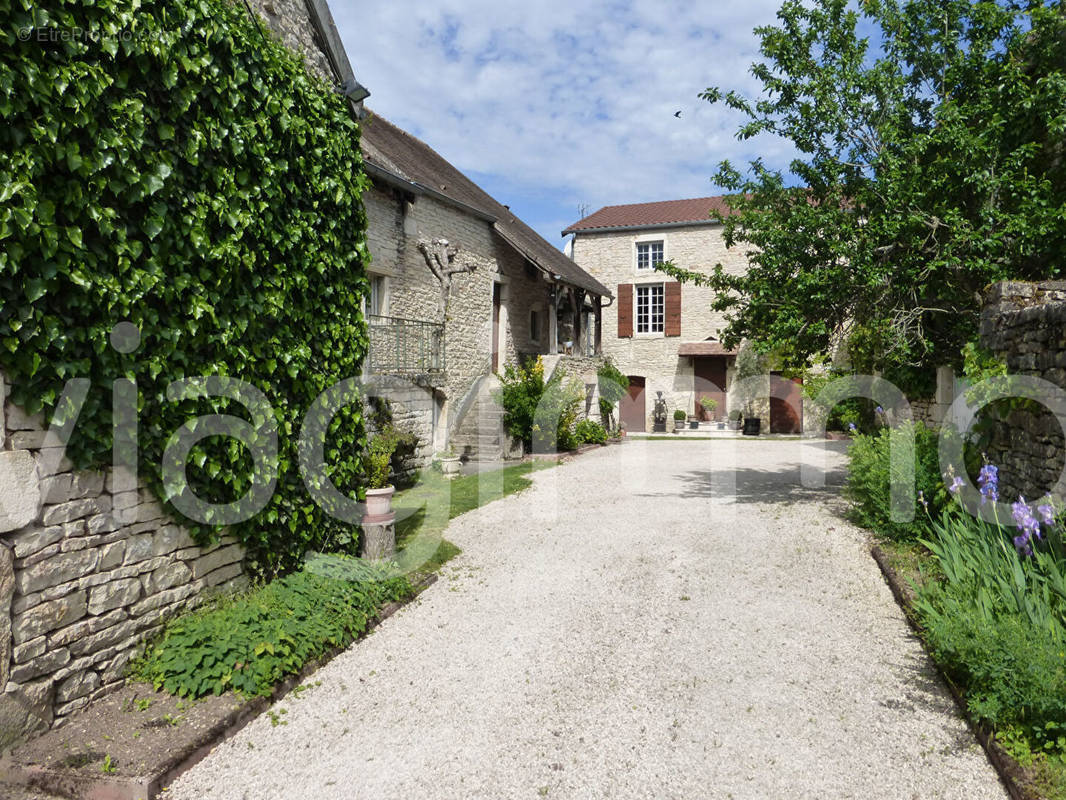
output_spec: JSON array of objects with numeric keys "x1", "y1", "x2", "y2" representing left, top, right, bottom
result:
[
  {"x1": 869, "y1": 544, "x2": 1039, "y2": 800},
  {"x1": 0, "y1": 573, "x2": 438, "y2": 800}
]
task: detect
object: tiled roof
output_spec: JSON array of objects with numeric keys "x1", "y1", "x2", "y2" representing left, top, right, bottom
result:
[
  {"x1": 359, "y1": 113, "x2": 610, "y2": 298},
  {"x1": 562, "y1": 197, "x2": 735, "y2": 234},
  {"x1": 677, "y1": 341, "x2": 738, "y2": 357}
]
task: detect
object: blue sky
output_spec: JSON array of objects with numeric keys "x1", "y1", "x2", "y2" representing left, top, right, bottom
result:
[{"x1": 332, "y1": 0, "x2": 796, "y2": 250}]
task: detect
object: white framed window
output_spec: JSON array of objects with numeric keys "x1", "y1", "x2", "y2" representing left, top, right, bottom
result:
[
  {"x1": 529, "y1": 308, "x2": 542, "y2": 343},
  {"x1": 635, "y1": 240, "x2": 664, "y2": 271},
  {"x1": 635, "y1": 284, "x2": 664, "y2": 333}
]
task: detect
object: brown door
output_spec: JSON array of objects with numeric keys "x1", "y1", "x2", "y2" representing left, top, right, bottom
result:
[
  {"x1": 769, "y1": 373, "x2": 803, "y2": 433},
  {"x1": 619, "y1": 376, "x2": 646, "y2": 432},
  {"x1": 491, "y1": 283, "x2": 502, "y2": 373},
  {"x1": 694, "y1": 357, "x2": 727, "y2": 421}
]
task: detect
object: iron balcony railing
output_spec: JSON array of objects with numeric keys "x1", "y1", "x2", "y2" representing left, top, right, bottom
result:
[{"x1": 366, "y1": 314, "x2": 445, "y2": 375}]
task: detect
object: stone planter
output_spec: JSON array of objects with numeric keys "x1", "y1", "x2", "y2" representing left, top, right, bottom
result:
[
  {"x1": 365, "y1": 486, "x2": 395, "y2": 518},
  {"x1": 439, "y1": 456, "x2": 461, "y2": 478},
  {"x1": 728, "y1": 419, "x2": 742, "y2": 431}
]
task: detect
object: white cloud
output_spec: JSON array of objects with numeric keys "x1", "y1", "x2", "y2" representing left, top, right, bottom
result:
[{"x1": 333, "y1": 0, "x2": 794, "y2": 246}]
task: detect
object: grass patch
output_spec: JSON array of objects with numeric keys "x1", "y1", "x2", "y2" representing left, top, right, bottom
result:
[{"x1": 393, "y1": 460, "x2": 554, "y2": 572}]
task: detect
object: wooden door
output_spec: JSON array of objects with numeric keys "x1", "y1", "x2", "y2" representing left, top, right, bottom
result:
[
  {"x1": 620, "y1": 376, "x2": 646, "y2": 432},
  {"x1": 693, "y1": 357, "x2": 727, "y2": 421},
  {"x1": 769, "y1": 373, "x2": 803, "y2": 433},
  {"x1": 491, "y1": 283, "x2": 502, "y2": 373}
]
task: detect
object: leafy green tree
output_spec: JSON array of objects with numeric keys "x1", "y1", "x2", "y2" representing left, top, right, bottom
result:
[{"x1": 660, "y1": 0, "x2": 1066, "y2": 372}]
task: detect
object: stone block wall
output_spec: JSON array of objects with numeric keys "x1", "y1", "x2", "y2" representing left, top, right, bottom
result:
[
  {"x1": 980, "y1": 281, "x2": 1066, "y2": 500},
  {"x1": 570, "y1": 223, "x2": 754, "y2": 432},
  {"x1": 0, "y1": 377, "x2": 247, "y2": 747}
]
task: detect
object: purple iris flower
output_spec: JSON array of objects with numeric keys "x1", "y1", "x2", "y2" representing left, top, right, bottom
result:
[
  {"x1": 1011, "y1": 497, "x2": 1042, "y2": 553},
  {"x1": 949, "y1": 476, "x2": 964, "y2": 495},
  {"x1": 848, "y1": 422, "x2": 857, "y2": 432},
  {"x1": 1038, "y1": 504, "x2": 1056, "y2": 527},
  {"x1": 977, "y1": 464, "x2": 999, "y2": 504}
]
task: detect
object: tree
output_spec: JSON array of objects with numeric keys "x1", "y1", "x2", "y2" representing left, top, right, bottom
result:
[{"x1": 659, "y1": 0, "x2": 1066, "y2": 374}]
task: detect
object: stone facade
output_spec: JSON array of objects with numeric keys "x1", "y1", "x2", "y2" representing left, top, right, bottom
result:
[
  {"x1": 363, "y1": 183, "x2": 571, "y2": 460},
  {"x1": 0, "y1": 376, "x2": 247, "y2": 747},
  {"x1": 570, "y1": 222, "x2": 757, "y2": 432},
  {"x1": 980, "y1": 281, "x2": 1066, "y2": 501}
]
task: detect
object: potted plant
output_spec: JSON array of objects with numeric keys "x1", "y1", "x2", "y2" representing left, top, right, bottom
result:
[
  {"x1": 728, "y1": 408, "x2": 742, "y2": 431},
  {"x1": 673, "y1": 408, "x2": 686, "y2": 432},
  {"x1": 438, "y1": 450, "x2": 461, "y2": 478},
  {"x1": 698, "y1": 396, "x2": 718, "y2": 428},
  {"x1": 734, "y1": 340, "x2": 763, "y2": 436},
  {"x1": 364, "y1": 431, "x2": 398, "y2": 519}
]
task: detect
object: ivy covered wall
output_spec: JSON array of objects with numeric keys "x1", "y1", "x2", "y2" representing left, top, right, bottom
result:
[{"x1": 0, "y1": 0, "x2": 372, "y2": 576}]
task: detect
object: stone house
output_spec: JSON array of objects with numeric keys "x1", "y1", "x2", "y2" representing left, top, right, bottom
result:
[
  {"x1": 564, "y1": 198, "x2": 803, "y2": 434},
  {"x1": 359, "y1": 115, "x2": 611, "y2": 462}
]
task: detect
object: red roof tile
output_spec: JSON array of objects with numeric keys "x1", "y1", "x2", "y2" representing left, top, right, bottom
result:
[
  {"x1": 677, "y1": 342, "x2": 738, "y2": 357},
  {"x1": 563, "y1": 197, "x2": 735, "y2": 234}
]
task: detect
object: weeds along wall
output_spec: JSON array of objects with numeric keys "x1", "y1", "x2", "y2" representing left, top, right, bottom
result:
[{"x1": 0, "y1": 0, "x2": 372, "y2": 577}]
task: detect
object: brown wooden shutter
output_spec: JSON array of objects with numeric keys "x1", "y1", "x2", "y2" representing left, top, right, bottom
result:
[
  {"x1": 617, "y1": 283, "x2": 633, "y2": 338},
  {"x1": 665, "y1": 281, "x2": 681, "y2": 337}
]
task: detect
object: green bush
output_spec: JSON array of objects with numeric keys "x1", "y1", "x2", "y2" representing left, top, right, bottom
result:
[
  {"x1": 498, "y1": 357, "x2": 546, "y2": 448},
  {"x1": 845, "y1": 421, "x2": 947, "y2": 541},
  {"x1": 133, "y1": 555, "x2": 410, "y2": 698},
  {"x1": 673, "y1": 409, "x2": 687, "y2": 421},
  {"x1": 915, "y1": 509, "x2": 1066, "y2": 756},
  {"x1": 1, "y1": 0, "x2": 372, "y2": 576},
  {"x1": 498, "y1": 357, "x2": 583, "y2": 451},
  {"x1": 574, "y1": 419, "x2": 607, "y2": 445},
  {"x1": 596, "y1": 359, "x2": 627, "y2": 430}
]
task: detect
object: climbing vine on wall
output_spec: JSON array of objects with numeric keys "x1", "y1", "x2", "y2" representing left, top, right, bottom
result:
[{"x1": 0, "y1": 0, "x2": 372, "y2": 576}]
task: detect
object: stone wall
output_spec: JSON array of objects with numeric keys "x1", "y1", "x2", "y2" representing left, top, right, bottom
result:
[
  {"x1": 571, "y1": 223, "x2": 755, "y2": 432},
  {"x1": 0, "y1": 377, "x2": 246, "y2": 747},
  {"x1": 980, "y1": 281, "x2": 1066, "y2": 500},
  {"x1": 363, "y1": 184, "x2": 559, "y2": 459}
]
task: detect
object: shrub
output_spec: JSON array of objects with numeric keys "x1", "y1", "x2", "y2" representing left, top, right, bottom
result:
[
  {"x1": 574, "y1": 419, "x2": 607, "y2": 445},
  {"x1": 596, "y1": 359, "x2": 627, "y2": 430},
  {"x1": 366, "y1": 434, "x2": 396, "y2": 490},
  {"x1": 673, "y1": 409, "x2": 687, "y2": 421},
  {"x1": 533, "y1": 375, "x2": 584, "y2": 452},
  {"x1": 0, "y1": 0, "x2": 371, "y2": 577},
  {"x1": 845, "y1": 421, "x2": 948, "y2": 541},
  {"x1": 133, "y1": 555, "x2": 410, "y2": 698},
  {"x1": 498, "y1": 357, "x2": 546, "y2": 447},
  {"x1": 915, "y1": 506, "x2": 1066, "y2": 756},
  {"x1": 699, "y1": 396, "x2": 718, "y2": 417},
  {"x1": 498, "y1": 358, "x2": 583, "y2": 451}
]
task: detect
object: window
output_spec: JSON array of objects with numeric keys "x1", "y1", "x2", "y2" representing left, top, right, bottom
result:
[
  {"x1": 635, "y1": 284, "x2": 664, "y2": 333},
  {"x1": 529, "y1": 309, "x2": 542, "y2": 343},
  {"x1": 369, "y1": 275, "x2": 386, "y2": 316},
  {"x1": 636, "y1": 241, "x2": 664, "y2": 271}
]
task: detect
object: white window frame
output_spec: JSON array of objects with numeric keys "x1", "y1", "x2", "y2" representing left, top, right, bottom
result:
[
  {"x1": 635, "y1": 283, "x2": 665, "y2": 334},
  {"x1": 634, "y1": 238, "x2": 665, "y2": 272}
]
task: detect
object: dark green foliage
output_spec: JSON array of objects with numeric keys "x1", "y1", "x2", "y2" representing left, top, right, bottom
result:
[
  {"x1": 574, "y1": 418, "x2": 607, "y2": 445},
  {"x1": 133, "y1": 557, "x2": 410, "y2": 698},
  {"x1": 0, "y1": 0, "x2": 372, "y2": 575},
  {"x1": 661, "y1": 0, "x2": 1066, "y2": 372},
  {"x1": 497, "y1": 357, "x2": 583, "y2": 451},
  {"x1": 845, "y1": 422, "x2": 947, "y2": 541},
  {"x1": 915, "y1": 510, "x2": 1066, "y2": 757},
  {"x1": 596, "y1": 358, "x2": 627, "y2": 431}
]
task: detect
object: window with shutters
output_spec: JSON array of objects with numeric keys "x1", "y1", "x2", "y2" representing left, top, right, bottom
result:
[
  {"x1": 636, "y1": 284, "x2": 664, "y2": 333},
  {"x1": 635, "y1": 241, "x2": 664, "y2": 271}
]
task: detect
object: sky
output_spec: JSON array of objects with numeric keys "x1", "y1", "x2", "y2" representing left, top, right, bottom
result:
[{"x1": 332, "y1": 0, "x2": 797, "y2": 251}]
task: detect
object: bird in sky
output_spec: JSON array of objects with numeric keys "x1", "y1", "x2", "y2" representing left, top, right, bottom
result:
[{"x1": 674, "y1": 110, "x2": 682, "y2": 118}]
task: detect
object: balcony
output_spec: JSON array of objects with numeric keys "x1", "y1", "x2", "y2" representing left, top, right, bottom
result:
[{"x1": 366, "y1": 314, "x2": 445, "y2": 376}]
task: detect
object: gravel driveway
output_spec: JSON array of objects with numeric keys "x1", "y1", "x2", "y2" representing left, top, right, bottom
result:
[{"x1": 166, "y1": 439, "x2": 1007, "y2": 800}]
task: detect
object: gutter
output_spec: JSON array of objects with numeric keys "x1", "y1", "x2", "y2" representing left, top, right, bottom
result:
[
  {"x1": 561, "y1": 218, "x2": 726, "y2": 237},
  {"x1": 302, "y1": 0, "x2": 370, "y2": 117}
]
